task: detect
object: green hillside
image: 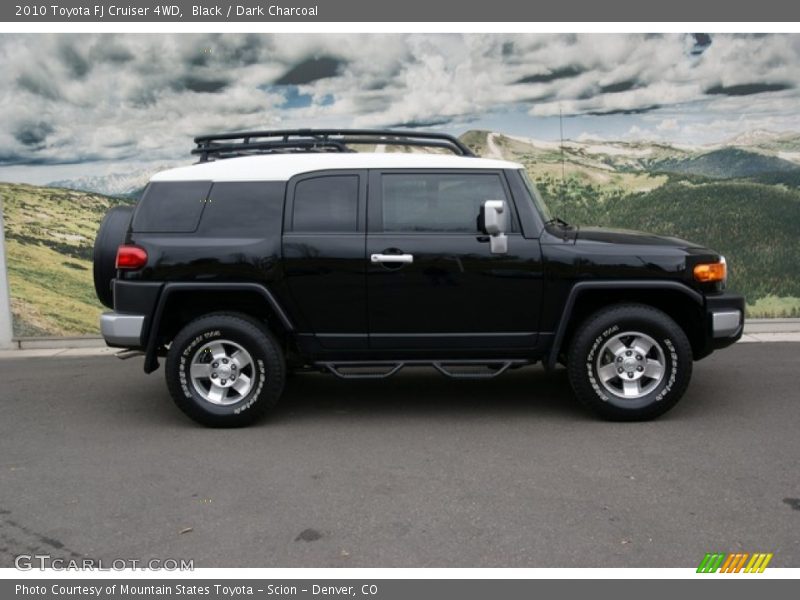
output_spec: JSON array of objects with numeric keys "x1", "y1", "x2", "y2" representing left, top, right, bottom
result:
[
  {"x1": 654, "y1": 148, "x2": 800, "y2": 179},
  {"x1": 605, "y1": 181, "x2": 800, "y2": 304},
  {"x1": 1, "y1": 182, "x2": 131, "y2": 336}
]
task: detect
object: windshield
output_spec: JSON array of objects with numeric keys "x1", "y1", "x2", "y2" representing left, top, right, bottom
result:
[{"x1": 519, "y1": 170, "x2": 553, "y2": 223}]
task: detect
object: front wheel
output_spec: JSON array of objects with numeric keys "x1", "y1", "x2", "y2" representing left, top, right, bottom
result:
[
  {"x1": 567, "y1": 304, "x2": 693, "y2": 421},
  {"x1": 165, "y1": 313, "x2": 285, "y2": 427}
]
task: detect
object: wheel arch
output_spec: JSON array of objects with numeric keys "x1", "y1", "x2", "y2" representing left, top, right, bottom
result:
[
  {"x1": 548, "y1": 281, "x2": 705, "y2": 369},
  {"x1": 143, "y1": 282, "x2": 294, "y2": 374}
]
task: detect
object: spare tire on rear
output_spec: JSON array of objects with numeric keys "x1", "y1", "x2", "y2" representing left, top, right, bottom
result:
[{"x1": 93, "y1": 205, "x2": 134, "y2": 308}]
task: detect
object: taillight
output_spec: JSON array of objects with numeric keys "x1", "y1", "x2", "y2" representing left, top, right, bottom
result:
[{"x1": 115, "y1": 245, "x2": 148, "y2": 270}]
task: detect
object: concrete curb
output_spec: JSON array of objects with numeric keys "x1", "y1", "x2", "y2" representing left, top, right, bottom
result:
[
  {"x1": 8, "y1": 318, "x2": 800, "y2": 347},
  {"x1": 743, "y1": 318, "x2": 800, "y2": 332},
  {"x1": 0, "y1": 346, "x2": 118, "y2": 359},
  {"x1": 12, "y1": 336, "x2": 106, "y2": 350},
  {"x1": 8, "y1": 320, "x2": 800, "y2": 348},
  {"x1": 2, "y1": 330, "x2": 800, "y2": 360},
  {"x1": 738, "y1": 333, "x2": 800, "y2": 343}
]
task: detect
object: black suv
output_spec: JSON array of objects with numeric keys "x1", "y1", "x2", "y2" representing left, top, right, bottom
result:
[{"x1": 93, "y1": 129, "x2": 744, "y2": 427}]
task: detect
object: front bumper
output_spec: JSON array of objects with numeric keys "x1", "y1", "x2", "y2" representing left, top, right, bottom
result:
[
  {"x1": 100, "y1": 312, "x2": 145, "y2": 347},
  {"x1": 705, "y1": 293, "x2": 745, "y2": 351},
  {"x1": 712, "y1": 310, "x2": 742, "y2": 338}
]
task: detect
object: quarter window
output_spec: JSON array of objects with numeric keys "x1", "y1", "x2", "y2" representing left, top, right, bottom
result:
[{"x1": 132, "y1": 181, "x2": 211, "y2": 233}]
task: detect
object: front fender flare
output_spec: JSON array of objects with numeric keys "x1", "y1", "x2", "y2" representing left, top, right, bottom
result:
[{"x1": 546, "y1": 280, "x2": 703, "y2": 370}]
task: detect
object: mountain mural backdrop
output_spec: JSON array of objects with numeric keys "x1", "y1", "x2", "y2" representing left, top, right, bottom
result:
[{"x1": 2, "y1": 129, "x2": 800, "y2": 336}]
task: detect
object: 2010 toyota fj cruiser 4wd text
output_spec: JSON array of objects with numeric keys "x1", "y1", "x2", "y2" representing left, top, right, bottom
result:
[{"x1": 93, "y1": 129, "x2": 744, "y2": 427}]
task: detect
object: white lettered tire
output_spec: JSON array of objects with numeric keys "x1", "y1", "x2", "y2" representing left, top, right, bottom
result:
[
  {"x1": 567, "y1": 304, "x2": 693, "y2": 421},
  {"x1": 165, "y1": 313, "x2": 285, "y2": 427}
]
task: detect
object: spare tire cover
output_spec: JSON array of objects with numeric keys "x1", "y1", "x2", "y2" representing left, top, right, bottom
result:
[{"x1": 93, "y1": 205, "x2": 134, "y2": 309}]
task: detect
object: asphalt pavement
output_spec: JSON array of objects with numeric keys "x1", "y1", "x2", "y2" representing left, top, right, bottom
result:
[{"x1": 0, "y1": 342, "x2": 798, "y2": 568}]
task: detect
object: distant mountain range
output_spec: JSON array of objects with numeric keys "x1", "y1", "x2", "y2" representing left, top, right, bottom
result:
[
  {"x1": 43, "y1": 130, "x2": 800, "y2": 197},
  {"x1": 47, "y1": 165, "x2": 176, "y2": 198},
  {"x1": 461, "y1": 129, "x2": 800, "y2": 180}
]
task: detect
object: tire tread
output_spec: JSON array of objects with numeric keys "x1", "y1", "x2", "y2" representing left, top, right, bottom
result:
[
  {"x1": 567, "y1": 303, "x2": 693, "y2": 421},
  {"x1": 165, "y1": 312, "x2": 285, "y2": 427}
]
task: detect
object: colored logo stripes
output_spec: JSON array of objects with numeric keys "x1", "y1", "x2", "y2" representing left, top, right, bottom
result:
[{"x1": 697, "y1": 552, "x2": 773, "y2": 573}]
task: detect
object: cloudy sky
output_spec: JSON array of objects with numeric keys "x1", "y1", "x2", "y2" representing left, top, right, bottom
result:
[{"x1": 1, "y1": 32, "x2": 800, "y2": 184}]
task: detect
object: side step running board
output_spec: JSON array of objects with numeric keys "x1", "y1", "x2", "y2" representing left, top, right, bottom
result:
[
  {"x1": 321, "y1": 362, "x2": 404, "y2": 379},
  {"x1": 432, "y1": 361, "x2": 516, "y2": 379},
  {"x1": 316, "y1": 359, "x2": 530, "y2": 380}
]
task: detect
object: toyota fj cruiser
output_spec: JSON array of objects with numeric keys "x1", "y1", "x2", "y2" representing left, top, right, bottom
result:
[{"x1": 94, "y1": 129, "x2": 744, "y2": 427}]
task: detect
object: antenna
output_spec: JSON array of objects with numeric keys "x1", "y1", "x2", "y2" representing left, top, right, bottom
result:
[{"x1": 559, "y1": 105, "x2": 566, "y2": 205}]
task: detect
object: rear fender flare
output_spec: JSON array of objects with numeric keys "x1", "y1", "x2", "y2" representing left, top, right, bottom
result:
[{"x1": 143, "y1": 282, "x2": 294, "y2": 373}]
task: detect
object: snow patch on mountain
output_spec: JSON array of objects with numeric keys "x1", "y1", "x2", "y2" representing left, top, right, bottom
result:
[{"x1": 48, "y1": 164, "x2": 179, "y2": 196}]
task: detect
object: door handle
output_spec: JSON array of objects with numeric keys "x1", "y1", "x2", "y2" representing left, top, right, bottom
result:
[{"x1": 371, "y1": 253, "x2": 414, "y2": 264}]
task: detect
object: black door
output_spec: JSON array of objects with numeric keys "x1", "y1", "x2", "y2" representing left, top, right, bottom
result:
[
  {"x1": 366, "y1": 170, "x2": 543, "y2": 351},
  {"x1": 282, "y1": 170, "x2": 367, "y2": 349}
]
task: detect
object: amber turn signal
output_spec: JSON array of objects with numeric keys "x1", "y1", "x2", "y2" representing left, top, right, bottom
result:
[{"x1": 693, "y1": 259, "x2": 726, "y2": 283}]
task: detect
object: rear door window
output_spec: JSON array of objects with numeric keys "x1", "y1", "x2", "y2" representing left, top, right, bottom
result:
[{"x1": 291, "y1": 175, "x2": 360, "y2": 232}]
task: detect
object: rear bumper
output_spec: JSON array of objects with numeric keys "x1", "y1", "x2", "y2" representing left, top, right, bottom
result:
[
  {"x1": 706, "y1": 293, "x2": 745, "y2": 351},
  {"x1": 100, "y1": 312, "x2": 145, "y2": 347},
  {"x1": 100, "y1": 279, "x2": 162, "y2": 348}
]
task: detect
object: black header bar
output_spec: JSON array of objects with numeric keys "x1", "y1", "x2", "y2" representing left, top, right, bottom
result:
[{"x1": 4, "y1": 0, "x2": 800, "y2": 22}]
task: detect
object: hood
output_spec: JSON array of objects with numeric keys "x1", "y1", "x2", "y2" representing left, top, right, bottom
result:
[{"x1": 576, "y1": 226, "x2": 699, "y2": 249}]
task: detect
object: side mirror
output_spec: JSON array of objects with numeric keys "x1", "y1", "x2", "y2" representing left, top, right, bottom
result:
[{"x1": 483, "y1": 199, "x2": 508, "y2": 254}]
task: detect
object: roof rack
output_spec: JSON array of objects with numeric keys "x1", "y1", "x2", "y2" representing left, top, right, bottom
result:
[{"x1": 192, "y1": 129, "x2": 475, "y2": 161}]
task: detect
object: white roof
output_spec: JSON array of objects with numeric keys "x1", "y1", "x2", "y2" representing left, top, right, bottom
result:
[{"x1": 150, "y1": 152, "x2": 522, "y2": 183}]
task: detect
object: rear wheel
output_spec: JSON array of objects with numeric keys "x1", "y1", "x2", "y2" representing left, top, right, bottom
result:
[
  {"x1": 567, "y1": 304, "x2": 692, "y2": 421},
  {"x1": 165, "y1": 313, "x2": 285, "y2": 427}
]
